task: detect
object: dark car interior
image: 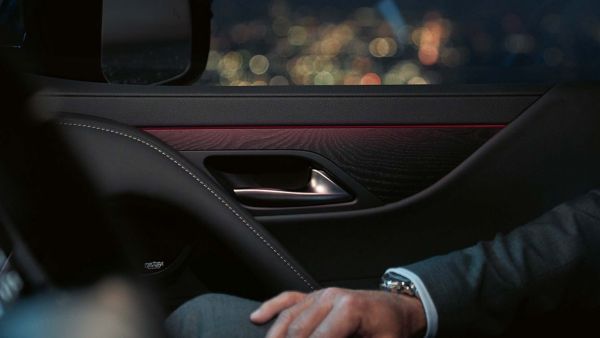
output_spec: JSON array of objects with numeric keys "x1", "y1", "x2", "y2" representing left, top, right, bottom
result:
[{"x1": 1, "y1": 0, "x2": 599, "y2": 337}]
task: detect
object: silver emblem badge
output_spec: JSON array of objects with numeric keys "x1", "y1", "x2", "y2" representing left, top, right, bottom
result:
[{"x1": 144, "y1": 261, "x2": 165, "y2": 271}]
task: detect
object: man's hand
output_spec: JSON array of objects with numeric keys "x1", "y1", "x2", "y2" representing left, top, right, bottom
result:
[{"x1": 250, "y1": 287, "x2": 426, "y2": 338}]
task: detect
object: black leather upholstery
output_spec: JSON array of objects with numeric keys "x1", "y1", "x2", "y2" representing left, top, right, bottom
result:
[{"x1": 57, "y1": 115, "x2": 318, "y2": 293}]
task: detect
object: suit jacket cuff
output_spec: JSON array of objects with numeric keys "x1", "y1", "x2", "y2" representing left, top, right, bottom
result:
[{"x1": 386, "y1": 267, "x2": 439, "y2": 338}]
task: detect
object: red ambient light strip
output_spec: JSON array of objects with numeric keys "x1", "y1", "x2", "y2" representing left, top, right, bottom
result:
[{"x1": 141, "y1": 124, "x2": 505, "y2": 131}]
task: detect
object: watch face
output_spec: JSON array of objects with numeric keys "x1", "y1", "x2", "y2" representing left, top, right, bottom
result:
[{"x1": 381, "y1": 272, "x2": 417, "y2": 297}]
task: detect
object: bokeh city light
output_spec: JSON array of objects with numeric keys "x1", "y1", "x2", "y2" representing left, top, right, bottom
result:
[{"x1": 199, "y1": 0, "x2": 600, "y2": 86}]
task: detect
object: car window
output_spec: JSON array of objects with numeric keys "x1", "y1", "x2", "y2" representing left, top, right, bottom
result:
[
  {"x1": 0, "y1": 0, "x2": 26, "y2": 48},
  {"x1": 199, "y1": 0, "x2": 600, "y2": 86}
]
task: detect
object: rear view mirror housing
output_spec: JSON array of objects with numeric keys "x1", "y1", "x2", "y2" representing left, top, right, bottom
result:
[
  {"x1": 21, "y1": 0, "x2": 211, "y2": 84},
  {"x1": 101, "y1": 0, "x2": 210, "y2": 85}
]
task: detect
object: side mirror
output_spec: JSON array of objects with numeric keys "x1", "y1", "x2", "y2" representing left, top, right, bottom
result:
[{"x1": 101, "y1": 0, "x2": 210, "y2": 85}]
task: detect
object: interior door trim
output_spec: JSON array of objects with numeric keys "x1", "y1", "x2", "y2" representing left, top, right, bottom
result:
[{"x1": 31, "y1": 76, "x2": 548, "y2": 127}]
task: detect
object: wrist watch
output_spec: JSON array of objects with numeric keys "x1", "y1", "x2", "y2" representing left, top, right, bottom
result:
[{"x1": 380, "y1": 271, "x2": 418, "y2": 298}]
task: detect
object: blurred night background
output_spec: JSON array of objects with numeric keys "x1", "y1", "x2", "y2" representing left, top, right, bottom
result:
[{"x1": 198, "y1": 0, "x2": 600, "y2": 86}]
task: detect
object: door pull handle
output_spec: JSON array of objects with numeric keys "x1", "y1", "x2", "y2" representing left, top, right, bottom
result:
[{"x1": 233, "y1": 169, "x2": 352, "y2": 207}]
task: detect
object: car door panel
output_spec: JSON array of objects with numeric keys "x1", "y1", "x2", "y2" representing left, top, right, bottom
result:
[
  {"x1": 33, "y1": 79, "x2": 600, "y2": 290},
  {"x1": 258, "y1": 84, "x2": 600, "y2": 287},
  {"x1": 145, "y1": 126, "x2": 502, "y2": 203},
  {"x1": 33, "y1": 81, "x2": 544, "y2": 126}
]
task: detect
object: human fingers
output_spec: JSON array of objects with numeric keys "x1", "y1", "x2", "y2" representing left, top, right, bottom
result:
[
  {"x1": 250, "y1": 291, "x2": 306, "y2": 324},
  {"x1": 264, "y1": 294, "x2": 316, "y2": 338},
  {"x1": 308, "y1": 297, "x2": 361, "y2": 338},
  {"x1": 283, "y1": 289, "x2": 338, "y2": 338}
]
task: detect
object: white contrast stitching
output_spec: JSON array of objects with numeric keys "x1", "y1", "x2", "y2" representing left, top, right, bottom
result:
[{"x1": 59, "y1": 121, "x2": 315, "y2": 290}]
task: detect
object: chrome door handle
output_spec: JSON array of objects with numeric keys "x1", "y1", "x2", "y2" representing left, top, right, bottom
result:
[{"x1": 233, "y1": 169, "x2": 352, "y2": 207}]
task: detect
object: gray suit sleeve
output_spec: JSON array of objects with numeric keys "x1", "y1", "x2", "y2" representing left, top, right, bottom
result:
[{"x1": 405, "y1": 189, "x2": 600, "y2": 336}]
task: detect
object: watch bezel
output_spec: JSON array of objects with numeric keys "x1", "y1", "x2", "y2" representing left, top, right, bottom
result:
[{"x1": 380, "y1": 271, "x2": 418, "y2": 297}]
